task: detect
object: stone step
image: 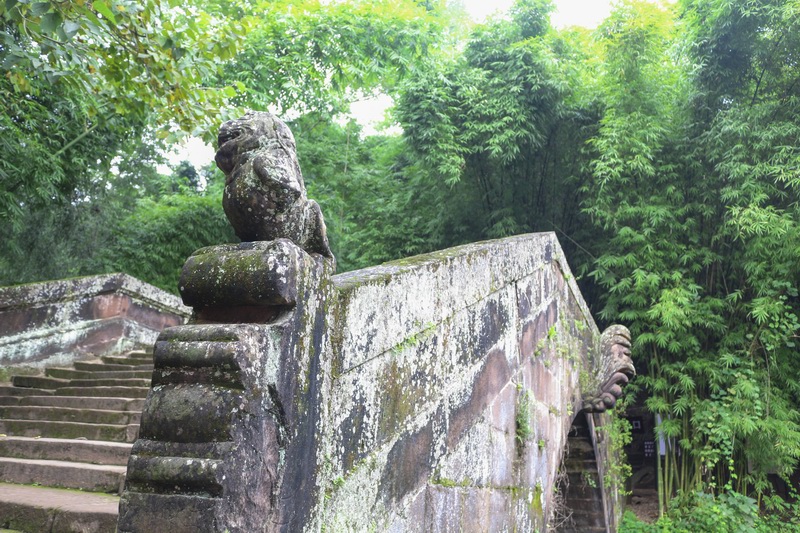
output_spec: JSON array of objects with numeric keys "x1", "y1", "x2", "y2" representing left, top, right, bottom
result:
[
  {"x1": 563, "y1": 481, "x2": 603, "y2": 500},
  {"x1": 564, "y1": 518, "x2": 607, "y2": 530},
  {"x1": 66, "y1": 378, "x2": 151, "y2": 388},
  {"x1": 563, "y1": 445, "x2": 598, "y2": 462},
  {"x1": 16, "y1": 395, "x2": 144, "y2": 411},
  {"x1": 10, "y1": 376, "x2": 67, "y2": 390},
  {"x1": 0, "y1": 482, "x2": 118, "y2": 533},
  {"x1": 0, "y1": 458, "x2": 126, "y2": 493},
  {"x1": 0, "y1": 386, "x2": 54, "y2": 398},
  {"x1": 564, "y1": 458, "x2": 599, "y2": 473},
  {"x1": 0, "y1": 349, "x2": 154, "y2": 532},
  {"x1": 101, "y1": 355, "x2": 153, "y2": 366},
  {"x1": 0, "y1": 406, "x2": 140, "y2": 425},
  {"x1": 0, "y1": 436, "x2": 132, "y2": 465},
  {"x1": 45, "y1": 368, "x2": 153, "y2": 380},
  {"x1": 566, "y1": 468, "x2": 600, "y2": 483},
  {"x1": 118, "y1": 491, "x2": 217, "y2": 532},
  {"x1": 56, "y1": 386, "x2": 150, "y2": 398},
  {"x1": 74, "y1": 361, "x2": 153, "y2": 372},
  {"x1": 0, "y1": 419, "x2": 139, "y2": 442},
  {"x1": 15, "y1": 376, "x2": 148, "y2": 391}
]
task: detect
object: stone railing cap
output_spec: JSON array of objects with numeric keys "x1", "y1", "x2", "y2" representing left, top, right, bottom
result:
[{"x1": 0, "y1": 273, "x2": 191, "y2": 317}]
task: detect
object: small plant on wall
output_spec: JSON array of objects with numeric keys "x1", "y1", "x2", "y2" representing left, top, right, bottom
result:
[{"x1": 516, "y1": 388, "x2": 534, "y2": 452}]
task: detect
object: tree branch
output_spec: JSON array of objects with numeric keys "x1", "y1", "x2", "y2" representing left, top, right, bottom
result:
[{"x1": 54, "y1": 122, "x2": 100, "y2": 157}]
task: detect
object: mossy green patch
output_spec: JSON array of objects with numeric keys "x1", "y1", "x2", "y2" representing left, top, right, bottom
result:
[
  {"x1": 516, "y1": 389, "x2": 533, "y2": 450},
  {"x1": 432, "y1": 476, "x2": 472, "y2": 488},
  {"x1": 531, "y1": 482, "x2": 544, "y2": 516}
]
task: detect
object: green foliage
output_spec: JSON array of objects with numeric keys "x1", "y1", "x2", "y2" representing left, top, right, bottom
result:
[
  {"x1": 0, "y1": 195, "x2": 119, "y2": 285},
  {"x1": 395, "y1": 0, "x2": 599, "y2": 250},
  {"x1": 0, "y1": 70, "x2": 145, "y2": 230},
  {"x1": 619, "y1": 511, "x2": 656, "y2": 533},
  {"x1": 384, "y1": 2, "x2": 800, "y2": 513},
  {"x1": 1, "y1": 0, "x2": 444, "y2": 286},
  {"x1": 516, "y1": 390, "x2": 534, "y2": 446},
  {"x1": 671, "y1": 491, "x2": 760, "y2": 533},
  {"x1": 225, "y1": 0, "x2": 448, "y2": 116},
  {"x1": 581, "y1": 0, "x2": 800, "y2": 516},
  {"x1": 294, "y1": 115, "x2": 435, "y2": 272},
  {"x1": 0, "y1": 160, "x2": 235, "y2": 291},
  {"x1": 1, "y1": 0, "x2": 247, "y2": 140},
  {"x1": 620, "y1": 491, "x2": 800, "y2": 533},
  {"x1": 602, "y1": 408, "x2": 633, "y2": 496},
  {"x1": 0, "y1": 0, "x2": 247, "y2": 237},
  {"x1": 106, "y1": 188, "x2": 237, "y2": 292}
]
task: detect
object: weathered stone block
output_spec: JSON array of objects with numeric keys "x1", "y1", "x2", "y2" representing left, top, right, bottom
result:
[
  {"x1": 0, "y1": 273, "x2": 189, "y2": 368},
  {"x1": 489, "y1": 426, "x2": 515, "y2": 487},
  {"x1": 179, "y1": 240, "x2": 301, "y2": 309},
  {"x1": 424, "y1": 485, "x2": 462, "y2": 532},
  {"x1": 487, "y1": 488, "x2": 513, "y2": 532},
  {"x1": 459, "y1": 488, "x2": 492, "y2": 531},
  {"x1": 387, "y1": 487, "x2": 427, "y2": 533},
  {"x1": 118, "y1": 492, "x2": 218, "y2": 533},
  {"x1": 490, "y1": 381, "x2": 517, "y2": 438}
]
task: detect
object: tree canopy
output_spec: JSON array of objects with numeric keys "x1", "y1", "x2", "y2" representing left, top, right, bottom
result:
[{"x1": 0, "y1": 0, "x2": 446, "y2": 288}]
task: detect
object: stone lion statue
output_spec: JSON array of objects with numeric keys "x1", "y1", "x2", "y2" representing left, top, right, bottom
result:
[{"x1": 215, "y1": 111, "x2": 334, "y2": 261}]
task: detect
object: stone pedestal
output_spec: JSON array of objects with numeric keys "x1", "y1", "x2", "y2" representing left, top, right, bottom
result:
[{"x1": 118, "y1": 241, "x2": 334, "y2": 532}]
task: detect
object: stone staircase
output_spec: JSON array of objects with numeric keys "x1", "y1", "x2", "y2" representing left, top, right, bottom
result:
[
  {"x1": 556, "y1": 413, "x2": 608, "y2": 533},
  {"x1": 0, "y1": 350, "x2": 153, "y2": 532}
]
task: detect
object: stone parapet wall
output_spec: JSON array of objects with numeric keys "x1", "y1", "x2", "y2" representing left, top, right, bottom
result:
[
  {"x1": 118, "y1": 233, "x2": 633, "y2": 532},
  {"x1": 319, "y1": 233, "x2": 599, "y2": 531},
  {"x1": 0, "y1": 273, "x2": 191, "y2": 367}
]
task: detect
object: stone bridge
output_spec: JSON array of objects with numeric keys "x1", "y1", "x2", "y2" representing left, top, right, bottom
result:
[
  {"x1": 118, "y1": 232, "x2": 633, "y2": 532},
  {"x1": 116, "y1": 112, "x2": 635, "y2": 533}
]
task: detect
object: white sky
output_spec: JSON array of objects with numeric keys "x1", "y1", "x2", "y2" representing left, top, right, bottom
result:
[
  {"x1": 168, "y1": 0, "x2": 617, "y2": 171},
  {"x1": 468, "y1": 0, "x2": 614, "y2": 28}
]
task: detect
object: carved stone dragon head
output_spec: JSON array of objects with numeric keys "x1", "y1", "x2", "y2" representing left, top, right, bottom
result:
[{"x1": 583, "y1": 324, "x2": 635, "y2": 413}]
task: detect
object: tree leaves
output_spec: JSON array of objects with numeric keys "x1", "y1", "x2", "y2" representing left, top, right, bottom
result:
[
  {"x1": 394, "y1": 3, "x2": 594, "y2": 247},
  {"x1": 90, "y1": 0, "x2": 116, "y2": 24},
  {"x1": 39, "y1": 11, "x2": 62, "y2": 33},
  {"x1": 581, "y1": 0, "x2": 800, "y2": 506},
  {"x1": 1, "y1": 0, "x2": 249, "y2": 145},
  {"x1": 223, "y1": 0, "x2": 445, "y2": 117}
]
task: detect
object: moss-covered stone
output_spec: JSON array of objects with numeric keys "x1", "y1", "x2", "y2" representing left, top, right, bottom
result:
[{"x1": 118, "y1": 199, "x2": 632, "y2": 532}]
